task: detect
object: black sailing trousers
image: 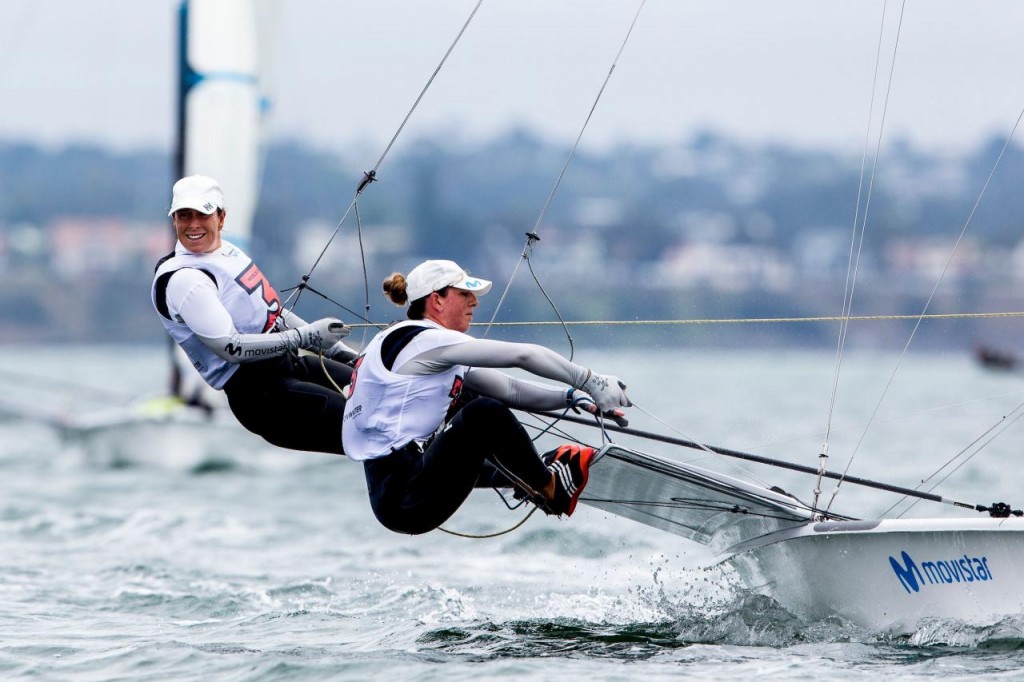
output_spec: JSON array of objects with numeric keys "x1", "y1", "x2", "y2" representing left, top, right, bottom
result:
[
  {"x1": 223, "y1": 353, "x2": 353, "y2": 455},
  {"x1": 363, "y1": 396, "x2": 552, "y2": 535}
]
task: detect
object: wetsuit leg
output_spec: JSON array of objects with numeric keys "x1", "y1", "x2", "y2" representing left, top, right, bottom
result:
[
  {"x1": 364, "y1": 396, "x2": 551, "y2": 534},
  {"x1": 224, "y1": 354, "x2": 353, "y2": 455}
]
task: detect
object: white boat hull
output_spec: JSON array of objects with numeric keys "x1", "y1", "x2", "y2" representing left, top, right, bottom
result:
[{"x1": 726, "y1": 518, "x2": 1024, "y2": 631}]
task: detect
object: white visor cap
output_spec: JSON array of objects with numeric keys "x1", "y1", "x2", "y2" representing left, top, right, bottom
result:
[
  {"x1": 405, "y1": 259, "x2": 492, "y2": 302},
  {"x1": 168, "y1": 175, "x2": 224, "y2": 216}
]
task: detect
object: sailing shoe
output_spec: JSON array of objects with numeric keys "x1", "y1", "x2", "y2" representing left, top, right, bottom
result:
[{"x1": 544, "y1": 444, "x2": 596, "y2": 517}]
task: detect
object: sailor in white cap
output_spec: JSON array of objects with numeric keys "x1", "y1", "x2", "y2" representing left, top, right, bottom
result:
[
  {"x1": 342, "y1": 259, "x2": 630, "y2": 534},
  {"x1": 152, "y1": 175, "x2": 357, "y2": 454}
]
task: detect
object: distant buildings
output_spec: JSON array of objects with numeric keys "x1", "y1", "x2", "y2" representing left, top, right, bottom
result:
[{"x1": 3, "y1": 133, "x2": 1024, "y2": 348}]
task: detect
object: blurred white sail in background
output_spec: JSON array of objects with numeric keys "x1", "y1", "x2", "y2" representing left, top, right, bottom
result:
[{"x1": 172, "y1": 0, "x2": 279, "y2": 409}]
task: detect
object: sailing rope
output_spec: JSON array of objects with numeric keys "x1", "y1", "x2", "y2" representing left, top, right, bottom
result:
[
  {"x1": 484, "y1": 0, "x2": 647, "y2": 361},
  {"x1": 827, "y1": 93, "x2": 1024, "y2": 515},
  {"x1": 438, "y1": 436, "x2": 554, "y2": 539},
  {"x1": 283, "y1": 0, "x2": 485, "y2": 317},
  {"x1": 815, "y1": 0, "x2": 907, "y2": 514},
  {"x1": 334, "y1": 310, "x2": 1024, "y2": 331},
  {"x1": 438, "y1": 506, "x2": 539, "y2": 539}
]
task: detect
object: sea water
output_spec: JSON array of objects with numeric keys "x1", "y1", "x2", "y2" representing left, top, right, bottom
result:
[{"x1": 2, "y1": 345, "x2": 1024, "y2": 680}]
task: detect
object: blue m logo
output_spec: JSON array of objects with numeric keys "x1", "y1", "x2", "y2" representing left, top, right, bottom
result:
[{"x1": 889, "y1": 551, "x2": 924, "y2": 594}]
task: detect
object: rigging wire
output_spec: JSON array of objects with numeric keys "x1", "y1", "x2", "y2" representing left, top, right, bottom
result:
[
  {"x1": 630, "y1": 403, "x2": 775, "y2": 490},
  {"x1": 815, "y1": 0, "x2": 906, "y2": 513},
  {"x1": 519, "y1": 414, "x2": 595, "y2": 446},
  {"x1": 525, "y1": 408, "x2": 579, "y2": 442},
  {"x1": 521, "y1": 375, "x2": 1024, "y2": 513},
  {"x1": 483, "y1": 0, "x2": 647, "y2": 360},
  {"x1": 905, "y1": 418, "x2": 1024, "y2": 517},
  {"x1": 918, "y1": 406, "x2": 1024, "y2": 496},
  {"x1": 265, "y1": 2, "x2": 1024, "y2": 525},
  {"x1": 282, "y1": 0, "x2": 485, "y2": 315},
  {"x1": 279, "y1": 281, "x2": 381, "y2": 329},
  {"x1": 885, "y1": 400, "x2": 1024, "y2": 518},
  {"x1": 827, "y1": 100, "x2": 1024, "y2": 515},
  {"x1": 520, "y1": 403, "x2": 612, "y2": 446},
  {"x1": 733, "y1": 386, "x2": 1024, "y2": 454},
  {"x1": 351, "y1": 200, "x2": 373, "y2": 348},
  {"x1": 531, "y1": 409, "x2": 993, "y2": 514},
  {"x1": 514, "y1": 373, "x2": 1024, "y2": 518}
]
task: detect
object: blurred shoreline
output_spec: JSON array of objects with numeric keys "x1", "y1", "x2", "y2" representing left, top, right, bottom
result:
[{"x1": 3, "y1": 130, "x2": 1023, "y2": 351}]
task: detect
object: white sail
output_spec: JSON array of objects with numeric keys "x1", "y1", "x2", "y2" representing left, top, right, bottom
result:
[
  {"x1": 178, "y1": 0, "x2": 277, "y2": 248},
  {"x1": 173, "y1": 0, "x2": 278, "y2": 406},
  {"x1": 582, "y1": 445, "x2": 815, "y2": 554}
]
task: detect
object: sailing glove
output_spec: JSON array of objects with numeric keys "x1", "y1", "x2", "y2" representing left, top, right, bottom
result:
[
  {"x1": 581, "y1": 370, "x2": 631, "y2": 412},
  {"x1": 325, "y1": 339, "x2": 359, "y2": 364},
  {"x1": 198, "y1": 318, "x2": 349, "y2": 363},
  {"x1": 569, "y1": 390, "x2": 629, "y2": 428},
  {"x1": 296, "y1": 318, "x2": 350, "y2": 353}
]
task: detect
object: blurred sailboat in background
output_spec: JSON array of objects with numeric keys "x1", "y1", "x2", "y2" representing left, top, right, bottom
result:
[
  {"x1": 0, "y1": 0, "x2": 282, "y2": 467},
  {"x1": 168, "y1": 0, "x2": 278, "y2": 415},
  {"x1": 973, "y1": 343, "x2": 1019, "y2": 372}
]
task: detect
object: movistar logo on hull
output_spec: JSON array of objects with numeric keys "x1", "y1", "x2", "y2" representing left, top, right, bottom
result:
[{"x1": 889, "y1": 550, "x2": 993, "y2": 594}]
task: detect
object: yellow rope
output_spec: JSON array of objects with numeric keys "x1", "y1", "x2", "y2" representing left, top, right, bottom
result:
[
  {"x1": 340, "y1": 310, "x2": 1024, "y2": 329},
  {"x1": 316, "y1": 350, "x2": 346, "y2": 395}
]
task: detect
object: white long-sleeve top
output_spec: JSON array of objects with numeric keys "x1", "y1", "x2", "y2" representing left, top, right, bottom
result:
[
  {"x1": 153, "y1": 240, "x2": 319, "y2": 388},
  {"x1": 341, "y1": 319, "x2": 591, "y2": 461}
]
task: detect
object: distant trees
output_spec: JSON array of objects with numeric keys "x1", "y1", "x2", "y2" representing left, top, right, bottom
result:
[{"x1": 0, "y1": 142, "x2": 169, "y2": 223}]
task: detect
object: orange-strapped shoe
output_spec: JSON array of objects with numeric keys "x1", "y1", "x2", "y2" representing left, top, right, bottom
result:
[{"x1": 545, "y1": 444, "x2": 596, "y2": 516}]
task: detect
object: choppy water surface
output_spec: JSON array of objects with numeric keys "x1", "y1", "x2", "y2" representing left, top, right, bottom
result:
[{"x1": 3, "y1": 345, "x2": 1024, "y2": 680}]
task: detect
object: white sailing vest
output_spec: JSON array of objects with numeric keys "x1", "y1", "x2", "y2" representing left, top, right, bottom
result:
[
  {"x1": 152, "y1": 239, "x2": 282, "y2": 389},
  {"x1": 342, "y1": 320, "x2": 468, "y2": 461}
]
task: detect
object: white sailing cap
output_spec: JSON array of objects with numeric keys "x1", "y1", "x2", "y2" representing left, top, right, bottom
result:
[
  {"x1": 168, "y1": 175, "x2": 225, "y2": 216},
  {"x1": 405, "y1": 259, "x2": 492, "y2": 302}
]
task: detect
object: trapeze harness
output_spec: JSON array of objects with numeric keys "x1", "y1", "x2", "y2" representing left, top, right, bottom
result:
[
  {"x1": 152, "y1": 240, "x2": 352, "y2": 454},
  {"x1": 343, "y1": 320, "x2": 551, "y2": 534}
]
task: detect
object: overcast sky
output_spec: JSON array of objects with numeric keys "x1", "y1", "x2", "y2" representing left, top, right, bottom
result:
[{"x1": 4, "y1": 1, "x2": 1024, "y2": 156}]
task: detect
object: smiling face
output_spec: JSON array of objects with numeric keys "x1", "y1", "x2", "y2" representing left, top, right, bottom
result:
[
  {"x1": 172, "y1": 208, "x2": 225, "y2": 253},
  {"x1": 425, "y1": 288, "x2": 479, "y2": 332}
]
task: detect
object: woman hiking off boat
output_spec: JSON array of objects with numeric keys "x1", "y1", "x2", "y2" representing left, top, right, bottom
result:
[
  {"x1": 342, "y1": 258, "x2": 631, "y2": 534},
  {"x1": 152, "y1": 175, "x2": 357, "y2": 454}
]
